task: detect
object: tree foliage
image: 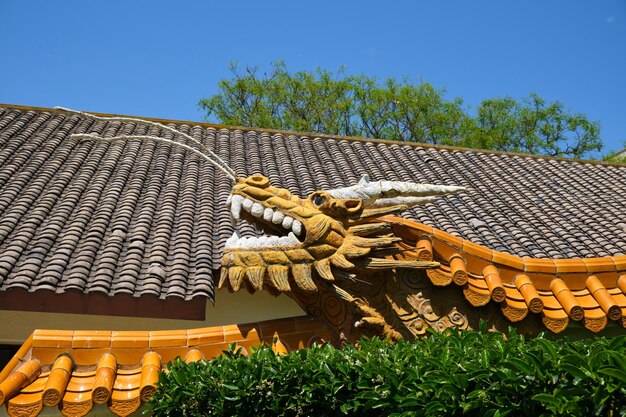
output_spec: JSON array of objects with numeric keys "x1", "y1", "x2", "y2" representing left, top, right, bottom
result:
[
  {"x1": 199, "y1": 62, "x2": 602, "y2": 159},
  {"x1": 603, "y1": 143, "x2": 626, "y2": 163}
]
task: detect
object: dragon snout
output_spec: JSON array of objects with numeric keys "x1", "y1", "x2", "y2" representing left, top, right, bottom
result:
[
  {"x1": 326, "y1": 198, "x2": 363, "y2": 217},
  {"x1": 244, "y1": 174, "x2": 270, "y2": 188}
]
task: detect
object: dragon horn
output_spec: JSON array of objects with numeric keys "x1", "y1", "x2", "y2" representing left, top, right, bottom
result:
[{"x1": 326, "y1": 175, "x2": 466, "y2": 208}]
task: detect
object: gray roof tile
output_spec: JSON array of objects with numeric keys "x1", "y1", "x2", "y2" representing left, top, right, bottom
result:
[{"x1": 0, "y1": 105, "x2": 625, "y2": 302}]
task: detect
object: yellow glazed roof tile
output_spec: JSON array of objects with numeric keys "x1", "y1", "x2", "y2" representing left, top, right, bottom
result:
[
  {"x1": 0, "y1": 316, "x2": 329, "y2": 417},
  {"x1": 382, "y1": 216, "x2": 626, "y2": 333}
]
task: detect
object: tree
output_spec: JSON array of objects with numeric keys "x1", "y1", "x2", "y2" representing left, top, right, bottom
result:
[
  {"x1": 199, "y1": 62, "x2": 603, "y2": 159},
  {"x1": 603, "y1": 143, "x2": 626, "y2": 163},
  {"x1": 465, "y1": 94, "x2": 601, "y2": 157}
]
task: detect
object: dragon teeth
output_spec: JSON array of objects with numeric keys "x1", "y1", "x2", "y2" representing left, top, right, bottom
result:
[
  {"x1": 287, "y1": 232, "x2": 299, "y2": 244},
  {"x1": 242, "y1": 198, "x2": 254, "y2": 212},
  {"x1": 224, "y1": 230, "x2": 241, "y2": 249},
  {"x1": 292, "y1": 220, "x2": 302, "y2": 235},
  {"x1": 230, "y1": 195, "x2": 244, "y2": 220},
  {"x1": 251, "y1": 202, "x2": 264, "y2": 217},
  {"x1": 282, "y1": 216, "x2": 293, "y2": 229},
  {"x1": 225, "y1": 194, "x2": 304, "y2": 240},
  {"x1": 225, "y1": 234, "x2": 237, "y2": 248},
  {"x1": 223, "y1": 231, "x2": 299, "y2": 249},
  {"x1": 277, "y1": 233, "x2": 299, "y2": 246},
  {"x1": 271, "y1": 211, "x2": 285, "y2": 224}
]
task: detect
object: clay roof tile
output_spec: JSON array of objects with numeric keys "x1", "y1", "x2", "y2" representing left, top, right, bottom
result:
[{"x1": 1, "y1": 105, "x2": 626, "y2": 306}]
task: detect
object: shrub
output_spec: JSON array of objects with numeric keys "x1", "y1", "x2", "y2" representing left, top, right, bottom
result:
[{"x1": 150, "y1": 328, "x2": 626, "y2": 417}]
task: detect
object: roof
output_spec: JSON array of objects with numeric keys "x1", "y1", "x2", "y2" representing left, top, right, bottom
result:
[
  {"x1": 1, "y1": 104, "x2": 626, "y2": 302},
  {"x1": 0, "y1": 315, "x2": 329, "y2": 417},
  {"x1": 386, "y1": 216, "x2": 626, "y2": 333}
]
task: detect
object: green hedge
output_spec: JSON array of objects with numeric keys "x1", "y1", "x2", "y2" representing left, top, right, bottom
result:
[{"x1": 150, "y1": 327, "x2": 626, "y2": 417}]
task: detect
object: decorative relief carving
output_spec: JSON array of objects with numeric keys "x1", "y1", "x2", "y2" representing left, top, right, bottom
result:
[
  {"x1": 7, "y1": 403, "x2": 42, "y2": 417},
  {"x1": 290, "y1": 266, "x2": 544, "y2": 342},
  {"x1": 41, "y1": 390, "x2": 60, "y2": 407},
  {"x1": 60, "y1": 400, "x2": 92, "y2": 417},
  {"x1": 91, "y1": 386, "x2": 110, "y2": 405},
  {"x1": 109, "y1": 398, "x2": 140, "y2": 417}
]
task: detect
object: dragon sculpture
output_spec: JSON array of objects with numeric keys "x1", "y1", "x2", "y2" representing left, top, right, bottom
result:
[
  {"x1": 60, "y1": 108, "x2": 626, "y2": 340},
  {"x1": 218, "y1": 173, "x2": 466, "y2": 341}
]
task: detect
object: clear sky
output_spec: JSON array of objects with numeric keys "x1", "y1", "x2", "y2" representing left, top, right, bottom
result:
[{"x1": 1, "y1": 0, "x2": 624, "y2": 156}]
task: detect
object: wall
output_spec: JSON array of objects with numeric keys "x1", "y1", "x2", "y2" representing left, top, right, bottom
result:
[{"x1": 0, "y1": 291, "x2": 304, "y2": 344}]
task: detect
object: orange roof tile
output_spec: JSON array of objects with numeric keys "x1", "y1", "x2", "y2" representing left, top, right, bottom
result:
[
  {"x1": 0, "y1": 316, "x2": 330, "y2": 417},
  {"x1": 385, "y1": 216, "x2": 626, "y2": 334}
]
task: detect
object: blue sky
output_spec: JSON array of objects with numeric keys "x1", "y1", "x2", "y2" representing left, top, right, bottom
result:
[{"x1": 1, "y1": 0, "x2": 624, "y2": 156}]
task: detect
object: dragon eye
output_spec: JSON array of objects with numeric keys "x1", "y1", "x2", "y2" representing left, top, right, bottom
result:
[{"x1": 313, "y1": 194, "x2": 326, "y2": 206}]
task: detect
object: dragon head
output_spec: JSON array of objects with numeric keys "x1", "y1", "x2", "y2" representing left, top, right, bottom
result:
[
  {"x1": 219, "y1": 175, "x2": 465, "y2": 340},
  {"x1": 220, "y1": 174, "x2": 367, "y2": 293}
]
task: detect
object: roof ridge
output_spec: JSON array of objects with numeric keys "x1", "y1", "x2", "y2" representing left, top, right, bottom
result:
[
  {"x1": 0, "y1": 315, "x2": 331, "y2": 415},
  {"x1": 383, "y1": 216, "x2": 626, "y2": 334},
  {"x1": 1, "y1": 103, "x2": 624, "y2": 168}
]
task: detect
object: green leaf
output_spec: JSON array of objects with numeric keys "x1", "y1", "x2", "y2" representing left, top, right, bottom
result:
[
  {"x1": 560, "y1": 363, "x2": 590, "y2": 380},
  {"x1": 532, "y1": 393, "x2": 560, "y2": 406},
  {"x1": 502, "y1": 358, "x2": 534, "y2": 375},
  {"x1": 533, "y1": 336, "x2": 558, "y2": 360},
  {"x1": 598, "y1": 368, "x2": 626, "y2": 383}
]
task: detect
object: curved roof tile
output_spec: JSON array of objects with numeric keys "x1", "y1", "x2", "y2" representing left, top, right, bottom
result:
[
  {"x1": 0, "y1": 316, "x2": 329, "y2": 417},
  {"x1": 0, "y1": 105, "x2": 625, "y2": 301}
]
